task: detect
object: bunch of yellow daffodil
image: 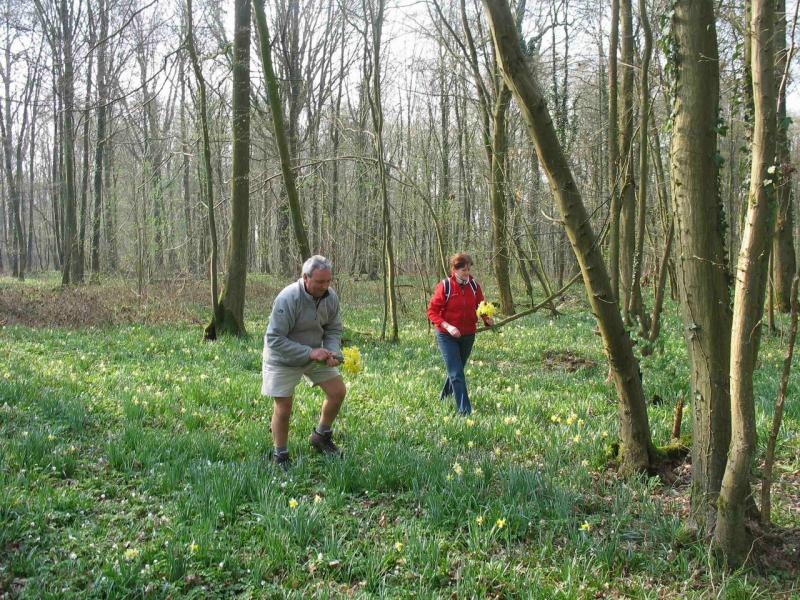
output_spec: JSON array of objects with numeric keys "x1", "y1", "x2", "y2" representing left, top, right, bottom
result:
[
  {"x1": 342, "y1": 346, "x2": 363, "y2": 374},
  {"x1": 476, "y1": 300, "x2": 497, "y2": 319}
]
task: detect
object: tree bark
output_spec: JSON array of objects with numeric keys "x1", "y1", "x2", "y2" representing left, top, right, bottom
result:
[
  {"x1": 490, "y1": 86, "x2": 514, "y2": 314},
  {"x1": 670, "y1": 0, "x2": 732, "y2": 533},
  {"x1": 715, "y1": 0, "x2": 777, "y2": 565},
  {"x1": 772, "y1": 0, "x2": 795, "y2": 312},
  {"x1": 618, "y1": 0, "x2": 636, "y2": 321},
  {"x1": 90, "y1": 0, "x2": 108, "y2": 276},
  {"x1": 628, "y1": 0, "x2": 653, "y2": 324},
  {"x1": 212, "y1": 0, "x2": 251, "y2": 337},
  {"x1": 482, "y1": 0, "x2": 654, "y2": 473},
  {"x1": 187, "y1": 0, "x2": 221, "y2": 333},
  {"x1": 608, "y1": 0, "x2": 620, "y2": 302}
]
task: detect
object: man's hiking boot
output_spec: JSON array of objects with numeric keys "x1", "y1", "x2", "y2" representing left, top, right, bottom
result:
[
  {"x1": 309, "y1": 429, "x2": 341, "y2": 456},
  {"x1": 270, "y1": 450, "x2": 291, "y2": 471}
]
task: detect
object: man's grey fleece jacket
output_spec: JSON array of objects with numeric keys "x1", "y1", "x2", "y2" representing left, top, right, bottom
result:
[{"x1": 263, "y1": 278, "x2": 343, "y2": 367}]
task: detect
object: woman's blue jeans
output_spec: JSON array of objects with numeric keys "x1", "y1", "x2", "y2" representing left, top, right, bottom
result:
[{"x1": 435, "y1": 331, "x2": 475, "y2": 415}]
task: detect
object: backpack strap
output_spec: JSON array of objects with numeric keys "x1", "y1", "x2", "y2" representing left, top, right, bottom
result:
[{"x1": 442, "y1": 277, "x2": 477, "y2": 303}]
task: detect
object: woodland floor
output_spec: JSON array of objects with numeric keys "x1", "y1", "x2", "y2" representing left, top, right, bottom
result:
[{"x1": 0, "y1": 272, "x2": 798, "y2": 598}]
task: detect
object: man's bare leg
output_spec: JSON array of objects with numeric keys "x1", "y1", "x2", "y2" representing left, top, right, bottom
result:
[
  {"x1": 271, "y1": 396, "x2": 293, "y2": 448},
  {"x1": 317, "y1": 376, "x2": 346, "y2": 428}
]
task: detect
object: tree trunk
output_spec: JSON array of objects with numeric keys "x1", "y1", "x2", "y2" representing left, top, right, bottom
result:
[
  {"x1": 628, "y1": 0, "x2": 653, "y2": 324},
  {"x1": 772, "y1": 0, "x2": 795, "y2": 312},
  {"x1": 715, "y1": 0, "x2": 777, "y2": 565},
  {"x1": 59, "y1": 0, "x2": 79, "y2": 285},
  {"x1": 212, "y1": 0, "x2": 250, "y2": 337},
  {"x1": 253, "y1": 0, "x2": 311, "y2": 261},
  {"x1": 482, "y1": 0, "x2": 654, "y2": 473},
  {"x1": 761, "y1": 274, "x2": 799, "y2": 522},
  {"x1": 90, "y1": 0, "x2": 108, "y2": 276},
  {"x1": 618, "y1": 0, "x2": 636, "y2": 321},
  {"x1": 670, "y1": 0, "x2": 732, "y2": 533},
  {"x1": 490, "y1": 86, "x2": 514, "y2": 315},
  {"x1": 76, "y1": 12, "x2": 94, "y2": 284},
  {"x1": 187, "y1": 0, "x2": 220, "y2": 334},
  {"x1": 608, "y1": 0, "x2": 620, "y2": 302},
  {"x1": 362, "y1": 0, "x2": 398, "y2": 341}
]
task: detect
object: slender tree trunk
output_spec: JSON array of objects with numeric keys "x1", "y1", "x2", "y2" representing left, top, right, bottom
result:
[
  {"x1": 642, "y1": 219, "x2": 674, "y2": 352},
  {"x1": 179, "y1": 55, "x2": 193, "y2": 274},
  {"x1": 187, "y1": 0, "x2": 220, "y2": 332},
  {"x1": 761, "y1": 274, "x2": 799, "y2": 522},
  {"x1": 618, "y1": 0, "x2": 636, "y2": 321},
  {"x1": 103, "y1": 131, "x2": 116, "y2": 271},
  {"x1": 76, "y1": 15, "x2": 94, "y2": 284},
  {"x1": 608, "y1": 0, "x2": 620, "y2": 302},
  {"x1": 715, "y1": 0, "x2": 777, "y2": 565},
  {"x1": 490, "y1": 86, "x2": 514, "y2": 314},
  {"x1": 628, "y1": 0, "x2": 653, "y2": 324},
  {"x1": 90, "y1": 0, "x2": 108, "y2": 276},
  {"x1": 482, "y1": 0, "x2": 654, "y2": 473},
  {"x1": 59, "y1": 0, "x2": 78, "y2": 285},
  {"x1": 362, "y1": 0, "x2": 398, "y2": 340},
  {"x1": 772, "y1": 0, "x2": 796, "y2": 312},
  {"x1": 253, "y1": 0, "x2": 311, "y2": 260}
]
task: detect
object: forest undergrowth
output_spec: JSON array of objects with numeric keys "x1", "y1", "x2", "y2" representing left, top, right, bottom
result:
[{"x1": 0, "y1": 273, "x2": 797, "y2": 598}]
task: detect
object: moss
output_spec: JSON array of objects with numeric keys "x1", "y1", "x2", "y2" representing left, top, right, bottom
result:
[{"x1": 653, "y1": 439, "x2": 690, "y2": 462}]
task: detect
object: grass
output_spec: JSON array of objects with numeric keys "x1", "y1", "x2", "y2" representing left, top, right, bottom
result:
[{"x1": 0, "y1": 273, "x2": 798, "y2": 598}]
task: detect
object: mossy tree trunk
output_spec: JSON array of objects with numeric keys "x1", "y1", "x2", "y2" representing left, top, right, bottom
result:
[
  {"x1": 715, "y1": 0, "x2": 776, "y2": 566},
  {"x1": 252, "y1": 0, "x2": 311, "y2": 262},
  {"x1": 482, "y1": 0, "x2": 655, "y2": 473}
]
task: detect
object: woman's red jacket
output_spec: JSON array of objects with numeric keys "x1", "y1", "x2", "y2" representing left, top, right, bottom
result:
[{"x1": 427, "y1": 275, "x2": 485, "y2": 335}]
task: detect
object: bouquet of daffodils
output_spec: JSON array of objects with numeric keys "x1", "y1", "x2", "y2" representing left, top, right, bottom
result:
[
  {"x1": 476, "y1": 300, "x2": 497, "y2": 319},
  {"x1": 341, "y1": 346, "x2": 363, "y2": 374}
]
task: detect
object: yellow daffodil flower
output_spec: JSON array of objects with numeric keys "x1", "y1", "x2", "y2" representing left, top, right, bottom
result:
[
  {"x1": 476, "y1": 301, "x2": 497, "y2": 318},
  {"x1": 342, "y1": 347, "x2": 363, "y2": 374}
]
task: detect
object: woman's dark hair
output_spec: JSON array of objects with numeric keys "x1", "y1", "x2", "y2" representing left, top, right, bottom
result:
[{"x1": 450, "y1": 252, "x2": 473, "y2": 270}]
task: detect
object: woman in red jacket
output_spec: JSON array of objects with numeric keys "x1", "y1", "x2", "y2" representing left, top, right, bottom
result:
[{"x1": 427, "y1": 253, "x2": 494, "y2": 415}]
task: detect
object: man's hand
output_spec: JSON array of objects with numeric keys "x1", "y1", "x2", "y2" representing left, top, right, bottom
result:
[
  {"x1": 484, "y1": 317, "x2": 494, "y2": 327},
  {"x1": 310, "y1": 347, "x2": 332, "y2": 362}
]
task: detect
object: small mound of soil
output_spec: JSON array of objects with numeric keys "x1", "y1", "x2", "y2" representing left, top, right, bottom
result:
[{"x1": 541, "y1": 349, "x2": 597, "y2": 372}]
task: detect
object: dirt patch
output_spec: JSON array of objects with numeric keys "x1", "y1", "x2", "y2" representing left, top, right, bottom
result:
[
  {"x1": 0, "y1": 277, "x2": 281, "y2": 328},
  {"x1": 750, "y1": 521, "x2": 800, "y2": 576},
  {"x1": 541, "y1": 349, "x2": 597, "y2": 372}
]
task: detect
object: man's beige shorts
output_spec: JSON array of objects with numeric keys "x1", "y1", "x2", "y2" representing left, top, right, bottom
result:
[{"x1": 261, "y1": 361, "x2": 341, "y2": 397}]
